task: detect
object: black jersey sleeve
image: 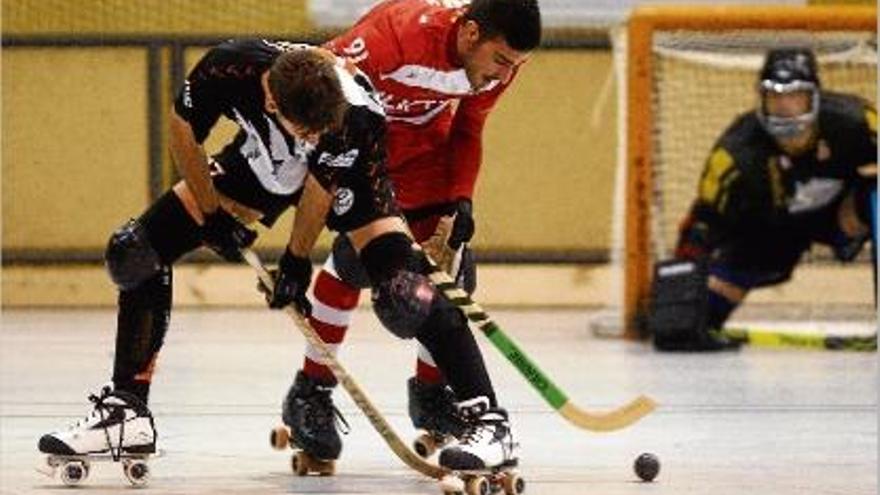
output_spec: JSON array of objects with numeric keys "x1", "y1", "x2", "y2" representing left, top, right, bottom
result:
[
  {"x1": 676, "y1": 145, "x2": 745, "y2": 258},
  {"x1": 173, "y1": 41, "x2": 269, "y2": 143},
  {"x1": 309, "y1": 107, "x2": 387, "y2": 191}
]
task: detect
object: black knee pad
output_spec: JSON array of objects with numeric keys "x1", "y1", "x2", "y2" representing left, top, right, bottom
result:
[
  {"x1": 360, "y1": 232, "x2": 417, "y2": 284},
  {"x1": 331, "y1": 235, "x2": 371, "y2": 289},
  {"x1": 372, "y1": 270, "x2": 437, "y2": 339},
  {"x1": 106, "y1": 191, "x2": 202, "y2": 291},
  {"x1": 106, "y1": 220, "x2": 164, "y2": 291}
]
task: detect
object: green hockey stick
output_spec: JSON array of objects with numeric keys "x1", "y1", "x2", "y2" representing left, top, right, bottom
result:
[
  {"x1": 242, "y1": 250, "x2": 449, "y2": 481},
  {"x1": 723, "y1": 327, "x2": 877, "y2": 352},
  {"x1": 424, "y1": 256, "x2": 657, "y2": 432}
]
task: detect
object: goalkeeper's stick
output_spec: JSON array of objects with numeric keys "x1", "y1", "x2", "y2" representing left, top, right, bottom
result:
[{"x1": 723, "y1": 327, "x2": 877, "y2": 352}]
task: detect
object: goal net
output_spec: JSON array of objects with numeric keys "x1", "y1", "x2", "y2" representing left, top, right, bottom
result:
[{"x1": 596, "y1": 5, "x2": 877, "y2": 339}]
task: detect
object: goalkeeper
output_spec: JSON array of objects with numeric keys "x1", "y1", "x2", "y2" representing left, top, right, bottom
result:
[{"x1": 650, "y1": 47, "x2": 877, "y2": 352}]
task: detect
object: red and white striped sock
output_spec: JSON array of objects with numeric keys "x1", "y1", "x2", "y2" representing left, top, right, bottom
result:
[{"x1": 303, "y1": 258, "x2": 361, "y2": 385}]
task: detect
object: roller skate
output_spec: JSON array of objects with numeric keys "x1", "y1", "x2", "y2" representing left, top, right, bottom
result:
[
  {"x1": 270, "y1": 370, "x2": 348, "y2": 476},
  {"x1": 37, "y1": 385, "x2": 157, "y2": 487},
  {"x1": 437, "y1": 397, "x2": 524, "y2": 495},
  {"x1": 408, "y1": 376, "x2": 466, "y2": 458}
]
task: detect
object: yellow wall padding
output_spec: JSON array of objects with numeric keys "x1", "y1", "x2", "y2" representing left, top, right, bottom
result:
[
  {"x1": 3, "y1": 48, "x2": 151, "y2": 249},
  {"x1": 3, "y1": 48, "x2": 617, "y2": 254},
  {"x1": 3, "y1": 0, "x2": 312, "y2": 36}
]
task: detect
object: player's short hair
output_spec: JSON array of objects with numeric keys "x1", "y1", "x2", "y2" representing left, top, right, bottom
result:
[
  {"x1": 268, "y1": 49, "x2": 346, "y2": 134},
  {"x1": 464, "y1": 0, "x2": 542, "y2": 52}
]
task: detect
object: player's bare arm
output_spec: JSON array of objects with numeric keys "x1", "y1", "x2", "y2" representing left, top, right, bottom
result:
[
  {"x1": 168, "y1": 111, "x2": 220, "y2": 220},
  {"x1": 287, "y1": 174, "x2": 333, "y2": 258}
]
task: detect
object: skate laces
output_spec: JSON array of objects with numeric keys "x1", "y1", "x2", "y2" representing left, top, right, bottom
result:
[
  {"x1": 425, "y1": 386, "x2": 463, "y2": 431},
  {"x1": 459, "y1": 413, "x2": 505, "y2": 446},
  {"x1": 305, "y1": 388, "x2": 350, "y2": 435},
  {"x1": 67, "y1": 386, "x2": 114, "y2": 430}
]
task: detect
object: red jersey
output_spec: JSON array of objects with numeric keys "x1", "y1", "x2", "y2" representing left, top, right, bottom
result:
[{"x1": 326, "y1": 0, "x2": 517, "y2": 210}]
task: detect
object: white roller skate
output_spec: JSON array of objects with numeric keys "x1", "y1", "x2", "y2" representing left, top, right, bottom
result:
[
  {"x1": 437, "y1": 397, "x2": 524, "y2": 495},
  {"x1": 37, "y1": 385, "x2": 157, "y2": 487}
]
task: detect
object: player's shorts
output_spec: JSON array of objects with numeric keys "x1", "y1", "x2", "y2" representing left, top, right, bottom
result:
[{"x1": 210, "y1": 159, "x2": 299, "y2": 228}]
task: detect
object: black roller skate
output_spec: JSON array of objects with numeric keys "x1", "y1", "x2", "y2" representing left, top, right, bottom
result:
[
  {"x1": 408, "y1": 376, "x2": 466, "y2": 458},
  {"x1": 269, "y1": 370, "x2": 348, "y2": 476}
]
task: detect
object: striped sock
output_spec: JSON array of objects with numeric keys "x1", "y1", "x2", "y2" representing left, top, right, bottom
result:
[{"x1": 303, "y1": 260, "x2": 361, "y2": 385}]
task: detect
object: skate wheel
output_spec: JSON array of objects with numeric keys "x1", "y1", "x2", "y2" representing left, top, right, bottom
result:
[
  {"x1": 466, "y1": 476, "x2": 490, "y2": 495},
  {"x1": 291, "y1": 451, "x2": 310, "y2": 476},
  {"x1": 315, "y1": 459, "x2": 336, "y2": 476},
  {"x1": 290, "y1": 450, "x2": 335, "y2": 476},
  {"x1": 123, "y1": 459, "x2": 151, "y2": 487},
  {"x1": 502, "y1": 472, "x2": 525, "y2": 495},
  {"x1": 60, "y1": 460, "x2": 88, "y2": 486},
  {"x1": 413, "y1": 433, "x2": 437, "y2": 458},
  {"x1": 270, "y1": 426, "x2": 289, "y2": 450}
]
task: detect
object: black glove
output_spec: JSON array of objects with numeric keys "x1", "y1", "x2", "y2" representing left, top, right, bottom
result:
[
  {"x1": 266, "y1": 250, "x2": 313, "y2": 315},
  {"x1": 202, "y1": 209, "x2": 257, "y2": 262},
  {"x1": 448, "y1": 198, "x2": 475, "y2": 249}
]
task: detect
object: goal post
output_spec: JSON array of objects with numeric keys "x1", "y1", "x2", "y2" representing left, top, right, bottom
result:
[{"x1": 620, "y1": 5, "x2": 878, "y2": 338}]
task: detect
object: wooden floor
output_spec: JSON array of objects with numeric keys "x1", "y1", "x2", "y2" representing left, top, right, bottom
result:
[{"x1": 1, "y1": 308, "x2": 876, "y2": 494}]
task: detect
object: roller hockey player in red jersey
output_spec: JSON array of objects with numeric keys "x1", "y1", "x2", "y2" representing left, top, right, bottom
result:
[
  {"x1": 39, "y1": 38, "x2": 516, "y2": 475},
  {"x1": 649, "y1": 47, "x2": 877, "y2": 352},
  {"x1": 283, "y1": 0, "x2": 541, "y2": 464}
]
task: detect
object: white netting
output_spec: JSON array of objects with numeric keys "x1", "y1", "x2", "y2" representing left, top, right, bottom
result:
[{"x1": 651, "y1": 31, "x2": 876, "y2": 259}]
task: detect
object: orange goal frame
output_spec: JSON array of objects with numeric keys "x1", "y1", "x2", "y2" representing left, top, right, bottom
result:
[{"x1": 623, "y1": 5, "x2": 877, "y2": 338}]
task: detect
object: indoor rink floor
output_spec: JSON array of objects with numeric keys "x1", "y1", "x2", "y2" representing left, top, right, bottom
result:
[{"x1": 1, "y1": 307, "x2": 876, "y2": 495}]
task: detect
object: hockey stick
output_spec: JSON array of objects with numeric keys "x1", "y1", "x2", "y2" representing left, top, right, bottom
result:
[
  {"x1": 241, "y1": 249, "x2": 449, "y2": 481},
  {"x1": 722, "y1": 327, "x2": 877, "y2": 352},
  {"x1": 423, "y1": 254, "x2": 657, "y2": 432}
]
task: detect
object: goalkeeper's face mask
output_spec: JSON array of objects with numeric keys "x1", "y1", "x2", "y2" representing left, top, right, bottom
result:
[{"x1": 756, "y1": 81, "x2": 819, "y2": 140}]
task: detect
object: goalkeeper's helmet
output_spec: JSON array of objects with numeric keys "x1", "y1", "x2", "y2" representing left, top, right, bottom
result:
[{"x1": 756, "y1": 48, "x2": 820, "y2": 139}]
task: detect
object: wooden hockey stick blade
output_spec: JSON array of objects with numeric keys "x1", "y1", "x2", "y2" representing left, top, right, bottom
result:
[
  {"x1": 424, "y1": 261, "x2": 657, "y2": 432},
  {"x1": 242, "y1": 249, "x2": 448, "y2": 480},
  {"x1": 723, "y1": 327, "x2": 877, "y2": 352}
]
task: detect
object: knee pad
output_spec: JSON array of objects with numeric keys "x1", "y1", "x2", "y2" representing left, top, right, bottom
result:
[
  {"x1": 330, "y1": 235, "x2": 371, "y2": 289},
  {"x1": 106, "y1": 220, "x2": 164, "y2": 291},
  {"x1": 360, "y1": 232, "x2": 429, "y2": 283},
  {"x1": 372, "y1": 270, "x2": 437, "y2": 339},
  {"x1": 107, "y1": 191, "x2": 202, "y2": 291}
]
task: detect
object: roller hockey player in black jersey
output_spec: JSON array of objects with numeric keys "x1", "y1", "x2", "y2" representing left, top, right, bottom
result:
[
  {"x1": 650, "y1": 47, "x2": 877, "y2": 352},
  {"x1": 39, "y1": 39, "x2": 516, "y2": 477}
]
